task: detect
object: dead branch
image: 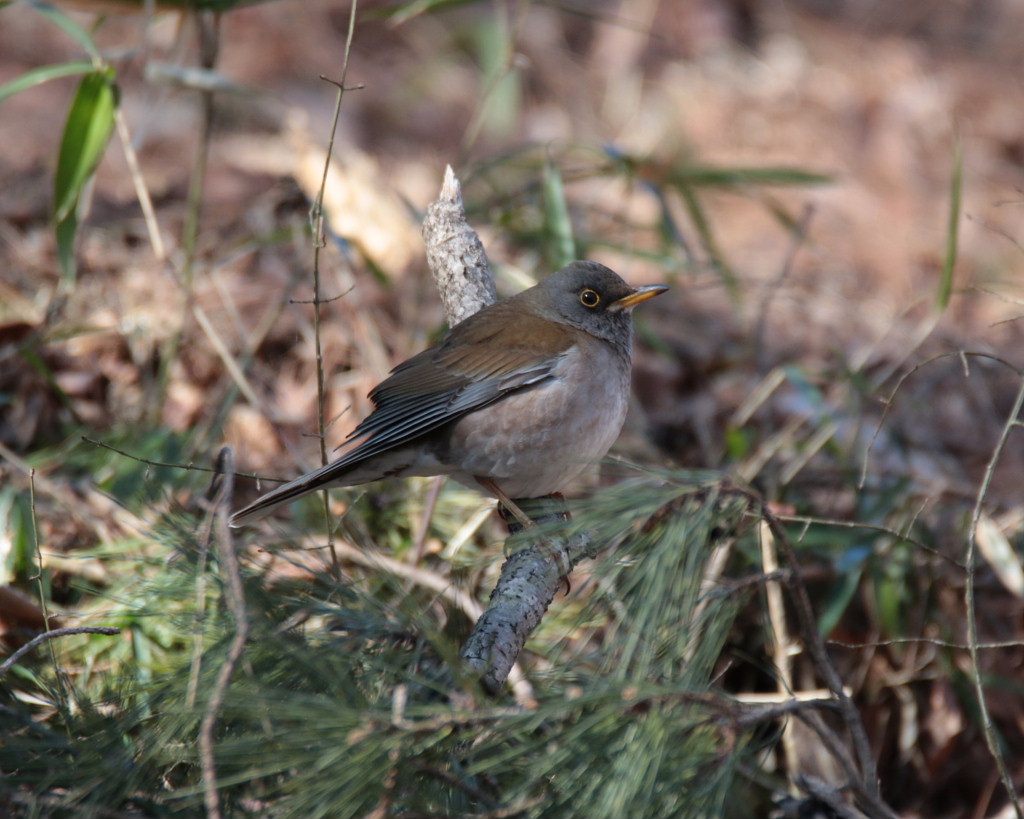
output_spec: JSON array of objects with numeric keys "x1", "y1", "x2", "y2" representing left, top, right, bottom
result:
[
  {"x1": 755, "y1": 496, "x2": 899, "y2": 819},
  {"x1": 460, "y1": 529, "x2": 598, "y2": 694},
  {"x1": 198, "y1": 448, "x2": 249, "y2": 819},
  {"x1": 0, "y1": 627, "x2": 121, "y2": 677},
  {"x1": 422, "y1": 165, "x2": 498, "y2": 325}
]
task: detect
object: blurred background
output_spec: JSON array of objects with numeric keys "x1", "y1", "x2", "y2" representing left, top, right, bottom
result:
[{"x1": 2, "y1": 1, "x2": 1024, "y2": 816}]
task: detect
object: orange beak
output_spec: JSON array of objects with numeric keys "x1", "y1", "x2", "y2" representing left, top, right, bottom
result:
[{"x1": 608, "y1": 284, "x2": 669, "y2": 312}]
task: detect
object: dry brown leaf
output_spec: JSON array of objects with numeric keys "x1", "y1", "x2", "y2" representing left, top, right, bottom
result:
[{"x1": 975, "y1": 513, "x2": 1024, "y2": 598}]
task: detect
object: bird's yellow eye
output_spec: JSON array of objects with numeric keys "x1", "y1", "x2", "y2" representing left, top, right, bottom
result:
[{"x1": 580, "y1": 289, "x2": 600, "y2": 308}]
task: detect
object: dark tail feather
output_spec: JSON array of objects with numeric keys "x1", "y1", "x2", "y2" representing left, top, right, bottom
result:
[
  {"x1": 229, "y1": 482, "x2": 310, "y2": 527},
  {"x1": 229, "y1": 458, "x2": 356, "y2": 527}
]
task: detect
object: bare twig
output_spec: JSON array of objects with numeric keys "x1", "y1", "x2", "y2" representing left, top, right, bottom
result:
[
  {"x1": 28, "y1": 471, "x2": 54, "y2": 636},
  {"x1": 0, "y1": 626, "x2": 121, "y2": 677},
  {"x1": 965, "y1": 375, "x2": 1024, "y2": 819},
  {"x1": 113, "y1": 106, "x2": 165, "y2": 260},
  {"x1": 0, "y1": 441, "x2": 147, "y2": 541},
  {"x1": 753, "y1": 203, "x2": 813, "y2": 373},
  {"x1": 26, "y1": 470, "x2": 70, "y2": 718},
  {"x1": 772, "y1": 510, "x2": 963, "y2": 569},
  {"x1": 309, "y1": 0, "x2": 359, "y2": 578},
  {"x1": 796, "y1": 774, "x2": 869, "y2": 819},
  {"x1": 186, "y1": 443, "x2": 221, "y2": 709},
  {"x1": 302, "y1": 538, "x2": 484, "y2": 623},
  {"x1": 828, "y1": 636, "x2": 1024, "y2": 650},
  {"x1": 792, "y1": 708, "x2": 866, "y2": 798},
  {"x1": 760, "y1": 520, "x2": 800, "y2": 790},
  {"x1": 180, "y1": 11, "x2": 220, "y2": 291},
  {"x1": 81, "y1": 436, "x2": 290, "y2": 484},
  {"x1": 199, "y1": 448, "x2": 249, "y2": 819},
  {"x1": 861, "y1": 351, "x2": 1023, "y2": 489},
  {"x1": 192, "y1": 304, "x2": 267, "y2": 412},
  {"x1": 754, "y1": 495, "x2": 898, "y2": 819}
]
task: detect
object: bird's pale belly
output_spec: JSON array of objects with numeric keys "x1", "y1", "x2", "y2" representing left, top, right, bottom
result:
[{"x1": 440, "y1": 346, "x2": 630, "y2": 498}]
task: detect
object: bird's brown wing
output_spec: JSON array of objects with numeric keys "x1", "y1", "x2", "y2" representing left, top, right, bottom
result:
[
  {"x1": 230, "y1": 309, "x2": 574, "y2": 526},
  {"x1": 335, "y1": 309, "x2": 576, "y2": 464}
]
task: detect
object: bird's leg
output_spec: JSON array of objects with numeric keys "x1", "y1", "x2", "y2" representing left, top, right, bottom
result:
[
  {"x1": 475, "y1": 477, "x2": 534, "y2": 530},
  {"x1": 509, "y1": 494, "x2": 571, "y2": 529}
]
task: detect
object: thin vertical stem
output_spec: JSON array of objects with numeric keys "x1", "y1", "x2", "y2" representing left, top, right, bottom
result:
[
  {"x1": 29, "y1": 471, "x2": 70, "y2": 731},
  {"x1": 966, "y1": 376, "x2": 1024, "y2": 819},
  {"x1": 180, "y1": 11, "x2": 220, "y2": 291},
  {"x1": 310, "y1": 0, "x2": 359, "y2": 577},
  {"x1": 155, "y1": 12, "x2": 221, "y2": 425}
]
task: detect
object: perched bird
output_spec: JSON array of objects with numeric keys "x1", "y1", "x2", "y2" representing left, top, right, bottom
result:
[{"x1": 230, "y1": 261, "x2": 667, "y2": 527}]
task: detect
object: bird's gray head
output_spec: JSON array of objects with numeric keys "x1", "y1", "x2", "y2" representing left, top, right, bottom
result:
[{"x1": 527, "y1": 261, "x2": 668, "y2": 351}]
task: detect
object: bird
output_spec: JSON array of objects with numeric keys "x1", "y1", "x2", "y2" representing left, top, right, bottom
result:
[{"x1": 230, "y1": 261, "x2": 667, "y2": 527}]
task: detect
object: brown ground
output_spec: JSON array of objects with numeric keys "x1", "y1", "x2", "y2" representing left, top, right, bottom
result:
[{"x1": 2, "y1": 1, "x2": 1024, "y2": 816}]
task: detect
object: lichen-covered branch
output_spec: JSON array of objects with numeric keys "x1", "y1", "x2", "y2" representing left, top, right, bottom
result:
[
  {"x1": 422, "y1": 168, "x2": 588, "y2": 695},
  {"x1": 460, "y1": 531, "x2": 598, "y2": 694},
  {"x1": 421, "y1": 165, "x2": 498, "y2": 326}
]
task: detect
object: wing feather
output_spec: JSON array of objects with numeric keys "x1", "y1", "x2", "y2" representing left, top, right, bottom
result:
[{"x1": 334, "y1": 310, "x2": 575, "y2": 464}]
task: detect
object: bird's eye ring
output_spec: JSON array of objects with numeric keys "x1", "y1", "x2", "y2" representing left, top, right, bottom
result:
[{"x1": 580, "y1": 289, "x2": 600, "y2": 308}]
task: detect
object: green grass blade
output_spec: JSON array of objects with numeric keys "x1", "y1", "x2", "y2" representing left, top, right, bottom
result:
[
  {"x1": 54, "y1": 68, "x2": 118, "y2": 228},
  {"x1": 53, "y1": 68, "x2": 118, "y2": 282},
  {"x1": 542, "y1": 159, "x2": 576, "y2": 268},
  {"x1": 374, "y1": 0, "x2": 485, "y2": 24},
  {"x1": 937, "y1": 136, "x2": 962, "y2": 311},
  {"x1": 676, "y1": 182, "x2": 741, "y2": 300},
  {"x1": 666, "y1": 165, "x2": 831, "y2": 188},
  {"x1": 56, "y1": 207, "x2": 79, "y2": 283},
  {"x1": 0, "y1": 59, "x2": 94, "y2": 103},
  {"x1": 54, "y1": 69, "x2": 118, "y2": 222}
]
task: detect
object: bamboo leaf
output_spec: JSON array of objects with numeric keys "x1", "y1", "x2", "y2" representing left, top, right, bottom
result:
[
  {"x1": 374, "y1": 0, "x2": 484, "y2": 24},
  {"x1": 666, "y1": 165, "x2": 831, "y2": 188},
  {"x1": 819, "y1": 545, "x2": 869, "y2": 637},
  {"x1": 542, "y1": 159, "x2": 576, "y2": 268},
  {"x1": 0, "y1": 59, "x2": 94, "y2": 103},
  {"x1": 677, "y1": 183, "x2": 741, "y2": 300},
  {"x1": 56, "y1": 207, "x2": 79, "y2": 283},
  {"x1": 937, "y1": 136, "x2": 962, "y2": 311},
  {"x1": 53, "y1": 68, "x2": 118, "y2": 282},
  {"x1": 54, "y1": 69, "x2": 118, "y2": 223}
]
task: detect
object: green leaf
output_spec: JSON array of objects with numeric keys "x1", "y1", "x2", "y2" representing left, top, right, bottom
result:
[
  {"x1": 53, "y1": 69, "x2": 118, "y2": 282},
  {"x1": 724, "y1": 426, "x2": 753, "y2": 460},
  {"x1": 542, "y1": 159, "x2": 576, "y2": 268},
  {"x1": 676, "y1": 183, "x2": 741, "y2": 300},
  {"x1": 649, "y1": 184, "x2": 693, "y2": 262},
  {"x1": 937, "y1": 135, "x2": 962, "y2": 311},
  {"x1": 876, "y1": 541, "x2": 913, "y2": 639},
  {"x1": 0, "y1": 59, "x2": 95, "y2": 103},
  {"x1": 0, "y1": 488, "x2": 34, "y2": 585},
  {"x1": 472, "y1": 12, "x2": 520, "y2": 141},
  {"x1": 54, "y1": 69, "x2": 118, "y2": 223},
  {"x1": 819, "y1": 557, "x2": 865, "y2": 637},
  {"x1": 666, "y1": 165, "x2": 832, "y2": 188},
  {"x1": 374, "y1": 0, "x2": 485, "y2": 25}
]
